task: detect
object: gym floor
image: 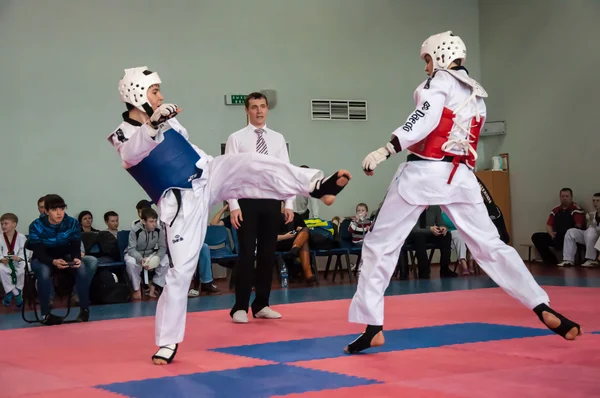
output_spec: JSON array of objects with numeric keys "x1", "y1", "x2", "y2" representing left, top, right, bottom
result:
[{"x1": 2, "y1": 263, "x2": 599, "y2": 397}]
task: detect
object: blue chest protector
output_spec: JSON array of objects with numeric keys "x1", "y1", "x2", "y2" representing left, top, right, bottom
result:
[{"x1": 127, "y1": 129, "x2": 203, "y2": 203}]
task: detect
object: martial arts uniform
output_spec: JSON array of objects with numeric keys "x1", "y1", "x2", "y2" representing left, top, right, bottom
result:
[
  {"x1": 109, "y1": 68, "x2": 349, "y2": 363},
  {"x1": 346, "y1": 32, "x2": 579, "y2": 352},
  {"x1": 1, "y1": 232, "x2": 26, "y2": 301}
]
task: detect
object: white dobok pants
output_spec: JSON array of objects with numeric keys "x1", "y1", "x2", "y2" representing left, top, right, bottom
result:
[
  {"x1": 563, "y1": 227, "x2": 599, "y2": 262},
  {"x1": 124, "y1": 253, "x2": 169, "y2": 290},
  {"x1": 349, "y1": 161, "x2": 549, "y2": 326},
  {"x1": 155, "y1": 152, "x2": 324, "y2": 347},
  {"x1": 1, "y1": 262, "x2": 24, "y2": 295}
]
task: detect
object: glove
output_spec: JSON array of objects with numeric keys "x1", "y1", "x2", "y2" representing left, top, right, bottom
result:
[
  {"x1": 362, "y1": 142, "x2": 396, "y2": 172},
  {"x1": 149, "y1": 103, "x2": 179, "y2": 129}
]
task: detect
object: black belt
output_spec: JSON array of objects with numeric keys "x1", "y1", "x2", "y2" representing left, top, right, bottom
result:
[{"x1": 407, "y1": 154, "x2": 454, "y2": 163}]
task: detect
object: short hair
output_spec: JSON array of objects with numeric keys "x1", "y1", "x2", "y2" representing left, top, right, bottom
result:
[
  {"x1": 356, "y1": 203, "x2": 369, "y2": 212},
  {"x1": 141, "y1": 207, "x2": 158, "y2": 221},
  {"x1": 78, "y1": 210, "x2": 93, "y2": 224},
  {"x1": 0, "y1": 213, "x2": 18, "y2": 224},
  {"x1": 44, "y1": 194, "x2": 66, "y2": 210},
  {"x1": 37, "y1": 196, "x2": 46, "y2": 205},
  {"x1": 104, "y1": 211, "x2": 119, "y2": 222},
  {"x1": 244, "y1": 92, "x2": 268, "y2": 109},
  {"x1": 136, "y1": 200, "x2": 152, "y2": 210},
  {"x1": 594, "y1": 193, "x2": 600, "y2": 198},
  {"x1": 560, "y1": 188, "x2": 573, "y2": 196},
  {"x1": 300, "y1": 165, "x2": 309, "y2": 168}
]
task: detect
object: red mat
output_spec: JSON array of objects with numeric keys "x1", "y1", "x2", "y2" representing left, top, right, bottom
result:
[{"x1": 1, "y1": 286, "x2": 599, "y2": 398}]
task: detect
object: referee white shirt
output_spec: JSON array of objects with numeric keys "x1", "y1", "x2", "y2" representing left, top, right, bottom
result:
[{"x1": 224, "y1": 123, "x2": 293, "y2": 212}]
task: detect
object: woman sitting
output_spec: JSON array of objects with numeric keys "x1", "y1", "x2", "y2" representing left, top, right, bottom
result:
[{"x1": 275, "y1": 202, "x2": 316, "y2": 285}]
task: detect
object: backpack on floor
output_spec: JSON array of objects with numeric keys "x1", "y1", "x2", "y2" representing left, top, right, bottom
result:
[{"x1": 90, "y1": 268, "x2": 131, "y2": 304}]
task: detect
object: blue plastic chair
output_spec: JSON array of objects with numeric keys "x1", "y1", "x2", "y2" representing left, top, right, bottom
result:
[{"x1": 205, "y1": 226, "x2": 237, "y2": 269}]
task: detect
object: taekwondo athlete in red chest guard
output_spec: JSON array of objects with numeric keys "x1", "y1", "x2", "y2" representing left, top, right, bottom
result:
[
  {"x1": 108, "y1": 67, "x2": 352, "y2": 365},
  {"x1": 345, "y1": 31, "x2": 581, "y2": 354}
]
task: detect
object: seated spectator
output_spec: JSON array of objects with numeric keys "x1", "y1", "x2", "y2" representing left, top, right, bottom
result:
[
  {"x1": 560, "y1": 193, "x2": 600, "y2": 266},
  {"x1": 403, "y1": 205, "x2": 457, "y2": 279},
  {"x1": 132, "y1": 200, "x2": 153, "y2": 228},
  {"x1": 1, "y1": 213, "x2": 27, "y2": 308},
  {"x1": 78, "y1": 210, "x2": 99, "y2": 232},
  {"x1": 209, "y1": 203, "x2": 232, "y2": 229},
  {"x1": 36, "y1": 196, "x2": 46, "y2": 215},
  {"x1": 441, "y1": 211, "x2": 473, "y2": 275},
  {"x1": 28, "y1": 194, "x2": 93, "y2": 325},
  {"x1": 531, "y1": 188, "x2": 585, "y2": 265},
  {"x1": 125, "y1": 208, "x2": 168, "y2": 299},
  {"x1": 92, "y1": 211, "x2": 122, "y2": 263},
  {"x1": 276, "y1": 201, "x2": 316, "y2": 285},
  {"x1": 188, "y1": 243, "x2": 221, "y2": 297},
  {"x1": 349, "y1": 203, "x2": 372, "y2": 247},
  {"x1": 104, "y1": 211, "x2": 119, "y2": 238},
  {"x1": 292, "y1": 165, "x2": 320, "y2": 220}
]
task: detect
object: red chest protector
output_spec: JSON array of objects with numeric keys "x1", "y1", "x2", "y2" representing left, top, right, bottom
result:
[{"x1": 408, "y1": 107, "x2": 483, "y2": 169}]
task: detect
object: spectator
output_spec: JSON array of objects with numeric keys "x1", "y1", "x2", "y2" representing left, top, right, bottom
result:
[
  {"x1": 132, "y1": 199, "x2": 153, "y2": 228},
  {"x1": 187, "y1": 243, "x2": 221, "y2": 297},
  {"x1": 404, "y1": 205, "x2": 457, "y2": 279},
  {"x1": 531, "y1": 188, "x2": 585, "y2": 265},
  {"x1": 441, "y1": 211, "x2": 472, "y2": 275},
  {"x1": 78, "y1": 210, "x2": 99, "y2": 232},
  {"x1": 28, "y1": 194, "x2": 93, "y2": 325},
  {"x1": 276, "y1": 201, "x2": 316, "y2": 285},
  {"x1": 209, "y1": 203, "x2": 232, "y2": 229},
  {"x1": 349, "y1": 203, "x2": 372, "y2": 246},
  {"x1": 37, "y1": 196, "x2": 46, "y2": 215},
  {"x1": 104, "y1": 211, "x2": 119, "y2": 239},
  {"x1": 560, "y1": 193, "x2": 600, "y2": 266},
  {"x1": 1, "y1": 213, "x2": 27, "y2": 308},
  {"x1": 125, "y1": 208, "x2": 168, "y2": 299},
  {"x1": 93, "y1": 211, "x2": 121, "y2": 263}
]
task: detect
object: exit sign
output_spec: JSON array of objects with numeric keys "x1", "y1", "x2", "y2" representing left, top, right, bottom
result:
[{"x1": 225, "y1": 94, "x2": 247, "y2": 105}]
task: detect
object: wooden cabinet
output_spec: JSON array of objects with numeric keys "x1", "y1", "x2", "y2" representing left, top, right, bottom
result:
[{"x1": 475, "y1": 170, "x2": 512, "y2": 244}]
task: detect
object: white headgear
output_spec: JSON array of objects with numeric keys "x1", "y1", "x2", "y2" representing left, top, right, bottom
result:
[
  {"x1": 118, "y1": 66, "x2": 161, "y2": 115},
  {"x1": 420, "y1": 31, "x2": 466, "y2": 70},
  {"x1": 144, "y1": 254, "x2": 161, "y2": 270}
]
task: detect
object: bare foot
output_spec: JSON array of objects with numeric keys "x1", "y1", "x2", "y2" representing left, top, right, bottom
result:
[
  {"x1": 152, "y1": 357, "x2": 168, "y2": 365},
  {"x1": 542, "y1": 311, "x2": 582, "y2": 340},
  {"x1": 344, "y1": 331, "x2": 385, "y2": 354},
  {"x1": 132, "y1": 290, "x2": 142, "y2": 300},
  {"x1": 320, "y1": 170, "x2": 352, "y2": 206}
]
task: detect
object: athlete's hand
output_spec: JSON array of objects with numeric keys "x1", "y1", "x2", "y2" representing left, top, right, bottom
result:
[
  {"x1": 362, "y1": 143, "x2": 396, "y2": 175},
  {"x1": 149, "y1": 104, "x2": 180, "y2": 129}
]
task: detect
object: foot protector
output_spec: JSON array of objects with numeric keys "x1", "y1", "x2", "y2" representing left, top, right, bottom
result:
[
  {"x1": 309, "y1": 171, "x2": 350, "y2": 199},
  {"x1": 152, "y1": 343, "x2": 178, "y2": 364},
  {"x1": 533, "y1": 304, "x2": 581, "y2": 340},
  {"x1": 345, "y1": 325, "x2": 383, "y2": 354}
]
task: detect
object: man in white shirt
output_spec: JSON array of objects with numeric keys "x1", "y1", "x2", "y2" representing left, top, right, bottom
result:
[{"x1": 225, "y1": 92, "x2": 293, "y2": 324}]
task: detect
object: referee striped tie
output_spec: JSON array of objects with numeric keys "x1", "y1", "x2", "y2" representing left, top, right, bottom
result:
[{"x1": 255, "y1": 128, "x2": 268, "y2": 155}]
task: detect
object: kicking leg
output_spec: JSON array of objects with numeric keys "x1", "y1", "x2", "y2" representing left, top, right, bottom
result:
[
  {"x1": 442, "y1": 201, "x2": 581, "y2": 340},
  {"x1": 153, "y1": 190, "x2": 208, "y2": 364},
  {"x1": 346, "y1": 184, "x2": 425, "y2": 353},
  {"x1": 206, "y1": 152, "x2": 350, "y2": 208}
]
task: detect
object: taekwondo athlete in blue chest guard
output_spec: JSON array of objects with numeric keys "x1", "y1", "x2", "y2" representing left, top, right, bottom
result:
[{"x1": 108, "y1": 66, "x2": 353, "y2": 365}]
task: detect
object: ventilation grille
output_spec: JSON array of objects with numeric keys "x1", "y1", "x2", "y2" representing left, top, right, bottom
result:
[{"x1": 311, "y1": 99, "x2": 367, "y2": 121}]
